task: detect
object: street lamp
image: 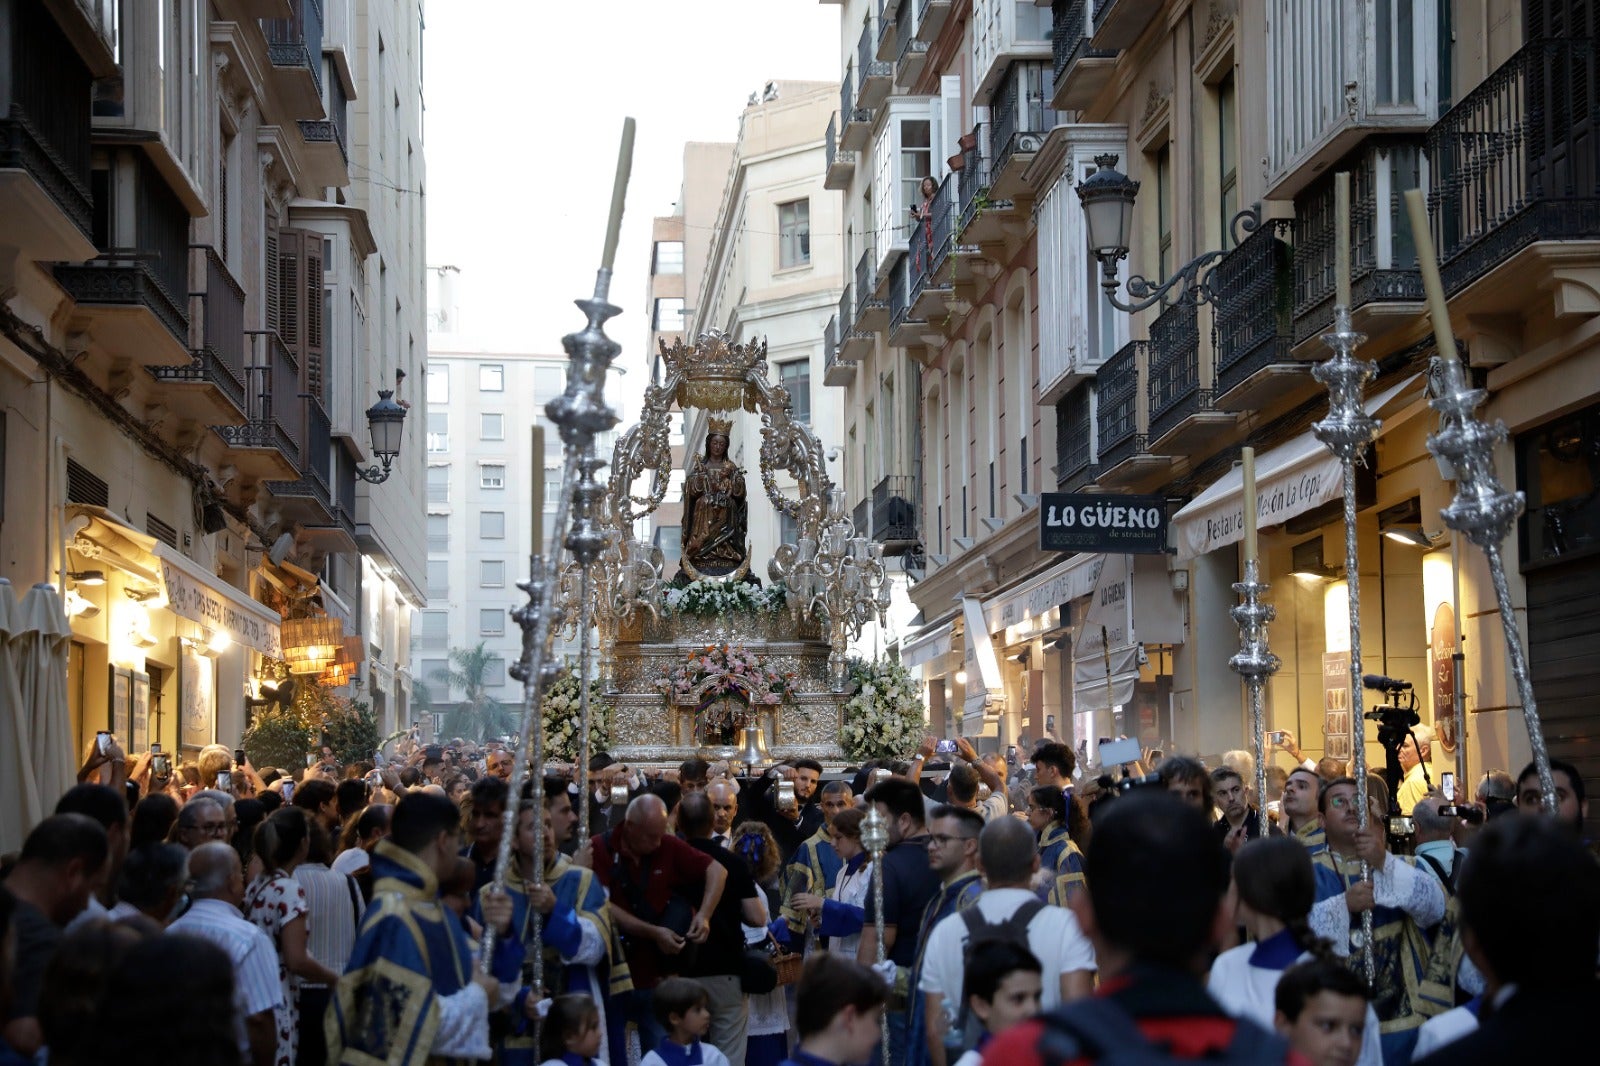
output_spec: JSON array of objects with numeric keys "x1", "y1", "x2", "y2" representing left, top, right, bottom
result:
[
  {"x1": 1075, "y1": 153, "x2": 1261, "y2": 314},
  {"x1": 354, "y1": 389, "x2": 408, "y2": 483}
]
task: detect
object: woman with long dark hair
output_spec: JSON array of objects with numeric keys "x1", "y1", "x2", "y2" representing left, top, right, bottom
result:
[
  {"x1": 732, "y1": 820, "x2": 790, "y2": 1066},
  {"x1": 1026, "y1": 784, "x2": 1089, "y2": 904},
  {"x1": 244, "y1": 806, "x2": 342, "y2": 1066},
  {"x1": 1207, "y1": 837, "x2": 1382, "y2": 1065}
]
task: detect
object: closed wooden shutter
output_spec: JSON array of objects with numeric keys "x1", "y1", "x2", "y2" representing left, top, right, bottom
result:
[
  {"x1": 264, "y1": 211, "x2": 281, "y2": 335},
  {"x1": 304, "y1": 236, "x2": 324, "y2": 404},
  {"x1": 1526, "y1": 557, "x2": 1600, "y2": 842},
  {"x1": 276, "y1": 228, "x2": 325, "y2": 401}
]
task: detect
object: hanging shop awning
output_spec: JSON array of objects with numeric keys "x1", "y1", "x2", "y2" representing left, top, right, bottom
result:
[
  {"x1": 900, "y1": 618, "x2": 954, "y2": 670},
  {"x1": 1172, "y1": 374, "x2": 1424, "y2": 561},
  {"x1": 154, "y1": 543, "x2": 282, "y2": 657},
  {"x1": 1071, "y1": 554, "x2": 1187, "y2": 715},
  {"x1": 962, "y1": 595, "x2": 1007, "y2": 716},
  {"x1": 980, "y1": 552, "x2": 1104, "y2": 634},
  {"x1": 64, "y1": 505, "x2": 163, "y2": 587}
]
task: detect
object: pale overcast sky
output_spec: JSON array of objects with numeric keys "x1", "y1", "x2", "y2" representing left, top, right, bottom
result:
[{"x1": 422, "y1": 0, "x2": 839, "y2": 403}]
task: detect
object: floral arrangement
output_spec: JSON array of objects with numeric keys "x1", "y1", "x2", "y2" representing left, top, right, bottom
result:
[
  {"x1": 541, "y1": 666, "x2": 611, "y2": 763},
  {"x1": 837, "y1": 656, "x2": 926, "y2": 761},
  {"x1": 657, "y1": 644, "x2": 792, "y2": 736},
  {"x1": 663, "y1": 578, "x2": 788, "y2": 617}
]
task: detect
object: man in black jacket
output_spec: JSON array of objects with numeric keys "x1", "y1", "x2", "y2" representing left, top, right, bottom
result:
[
  {"x1": 678, "y1": 791, "x2": 766, "y2": 1066},
  {"x1": 1414, "y1": 813, "x2": 1600, "y2": 1064}
]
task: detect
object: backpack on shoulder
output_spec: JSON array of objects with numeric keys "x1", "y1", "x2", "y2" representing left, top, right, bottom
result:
[
  {"x1": 950, "y1": 898, "x2": 1047, "y2": 1053},
  {"x1": 1034, "y1": 997, "x2": 1289, "y2": 1065}
]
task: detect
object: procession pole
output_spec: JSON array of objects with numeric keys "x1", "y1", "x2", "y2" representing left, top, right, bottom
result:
[
  {"x1": 861, "y1": 801, "x2": 891, "y2": 1063},
  {"x1": 1311, "y1": 172, "x2": 1377, "y2": 984},
  {"x1": 1228, "y1": 448, "x2": 1279, "y2": 842},
  {"x1": 1402, "y1": 189, "x2": 1557, "y2": 813},
  {"x1": 481, "y1": 120, "x2": 634, "y2": 989}
]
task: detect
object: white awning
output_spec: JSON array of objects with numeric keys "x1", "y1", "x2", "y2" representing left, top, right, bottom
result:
[
  {"x1": 1172, "y1": 375, "x2": 1423, "y2": 560},
  {"x1": 900, "y1": 619, "x2": 953, "y2": 670},
  {"x1": 153, "y1": 543, "x2": 282, "y2": 657},
  {"x1": 981, "y1": 552, "x2": 1104, "y2": 634},
  {"x1": 962, "y1": 595, "x2": 1007, "y2": 716}
]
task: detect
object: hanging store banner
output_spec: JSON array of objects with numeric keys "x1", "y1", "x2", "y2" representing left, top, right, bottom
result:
[
  {"x1": 1041, "y1": 493, "x2": 1170, "y2": 554},
  {"x1": 1431, "y1": 603, "x2": 1459, "y2": 755},
  {"x1": 155, "y1": 544, "x2": 282, "y2": 658}
]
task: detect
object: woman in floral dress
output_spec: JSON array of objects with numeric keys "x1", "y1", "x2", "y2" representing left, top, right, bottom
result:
[{"x1": 245, "y1": 806, "x2": 342, "y2": 1066}]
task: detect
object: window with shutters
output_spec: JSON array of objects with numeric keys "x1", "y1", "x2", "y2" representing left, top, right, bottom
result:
[
  {"x1": 480, "y1": 559, "x2": 505, "y2": 587},
  {"x1": 277, "y1": 228, "x2": 326, "y2": 403},
  {"x1": 479, "y1": 608, "x2": 505, "y2": 636},
  {"x1": 66, "y1": 459, "x2": 109, "y2": 507},
  {"x1": 264, "y1": 209, "x2": 280, "y2": 334},
  {"x1": 480, "y1": 464, "x2": 505, "y2": 489},
  {"x1": 480, "y1": 511, "x2": 505, "y2": 539}
]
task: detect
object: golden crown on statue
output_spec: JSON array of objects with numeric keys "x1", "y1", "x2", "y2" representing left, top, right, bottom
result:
[
  {"x1": 708, "y1": 416, "x2": 734, "y2": 436},
  {"x1": 660, "y1": 329, "x2": 768, "y2": 412}
]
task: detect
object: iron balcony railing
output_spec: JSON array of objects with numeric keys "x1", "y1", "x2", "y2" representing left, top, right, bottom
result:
[
  {"x1": 853, "y1": 497, "x2": 871, "y2": 538},
  {"x1": 303, "y1": 393, "x2": 332, "y2": 496},
  {"x1": 193, "y1": 245, "x2": 247, "y2": 398},
  {"x1": 825, "y1": 113, "x2": 841, "y2": 168},
  {"x1": 889, "y1": 254, "x2": 913, "y2": 330},
  {"x1": 0, "y1": 0, "x2": 93, "y2": 237},
  {"x1": 1147, "y1": 302, "x2": 1203, "y2": 443},
  {"x1": 1426, "y1": 38, "x2": 1600, "y2": 295},
  {"x1": 855, "y1": 244, "x2": 879, "y2": 321},
  {"x1": 299, "y1": 75, "x2": 350, "y2": 161},
  {"x1": 840, "y1": 66, "x2": 854, "y2": 124},
  {"x1": 909, "y1": 173, "x2": 956, "y2": 302},
  {"x1": 1293, "y1": 139, "x2": 1426, "y2": 342},
  {"x1": 1096, "y1": 340, "x2": 1143, "y2": 470},
  {"x1": 1055, "y1": 383, "x2": 1095, "y2": 489},
  {"x1": 992, "y1": 61, "x2": 1055, "y2": 177},
  {"x1": 824, "y1": 313, "x2": 840, "y2": 367},
  {"x1": 958, "y1": 125, "x2": 991, "y2": 232},
  {"x1": 895, "y1": 0, "x2": 925, "y2": 66},
  {"x1": 838, "y1": 286, "x2": 853, "y2": 337},
  {"x1": 1213, "y1": 220, "x2": 1294, "y2": 397},
  {"x1": 857, "y1": 21, "x2": 890, "y2": 107},
  {"x1": 871, "y1": 475, "x2": 918, "y2": 547},
  {"x1": 263, "y1": 0, "x2": 325, "y2": 95},
  {"x1": 1052, "y1": 0, "x2": 1113, "y2": 85},
  {"x1": 218, "y1": 331, "x2": 303, "y2": 458}
]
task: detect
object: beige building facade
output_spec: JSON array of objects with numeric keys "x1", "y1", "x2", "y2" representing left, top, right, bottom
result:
[
  {"x1": 0, "y1": 0, "x2": 427, "y2": 844},
  {"x1": 828, "y1": 0, "x2": 1599, "y2": 830}
]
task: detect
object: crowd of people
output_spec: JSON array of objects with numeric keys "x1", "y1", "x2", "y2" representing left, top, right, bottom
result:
[{"x1": 0, "y1": 726, "x2": 1594, "y2": 1066}]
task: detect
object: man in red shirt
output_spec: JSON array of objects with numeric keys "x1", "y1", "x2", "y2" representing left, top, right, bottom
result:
[
  {"x1": 982, "y1": 791, "x2": 1300, "y2": 1065},
  {"x1": 590, "y1": 792, "x2": 727, "y2": 1051}
]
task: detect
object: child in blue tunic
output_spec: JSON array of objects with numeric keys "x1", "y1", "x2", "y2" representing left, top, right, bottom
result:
[{"x1": 539, "y1": 993, "x2": 606, "y2": 1066}]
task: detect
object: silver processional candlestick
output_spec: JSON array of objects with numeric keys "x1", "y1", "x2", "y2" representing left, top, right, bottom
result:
[
  {"x1": 860, "y1": 801, "x2": 891, "y2": 1063},
  {"x1": 482, "y1": 120, "x2": 633, "y2": 984},
  {"x1": 1402, "y1": 189, "x2": 1558, "y2": 814},
  {"x1": 1228, "y1": 553, "x2": 1280, "y2": 842}
]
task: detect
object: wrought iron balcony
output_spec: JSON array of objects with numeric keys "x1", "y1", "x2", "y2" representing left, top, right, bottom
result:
[
  {"x1": 839, "y1": 65, "x2": 871, "y2": 151},
  {"x1": 853, "y1": 496, "x2": 871, "y2": 540},
  {"x1": 213, "y1": 331, "x2": 304, "y2": 480},
  {"x1": 877, "y1": 0, "x2": 897, "y2": 60},
  {"x1": 871, "y1": 475, "x2": 919, "y2": 552},
  {"x1": 1212, "y1": 219, "x2": 1298, "y2": 407},
  {"x1": 263, "y1": 0, "x2": 324, "y2": 98},
  {"x1": 824, "y1": 113, "x2": 856, "y2": 190},
  {"x1": 888, "y1": 255, "x2": 924, "y2": 346},
  {"x1": 0, "y1": 0, "x2": 94, "y2": 254},
  {"x1": 1426, "y1": 39, "x2": 1600, "y2": 297},
  {"x1": 1095, "y1": 339, "x2": 1143, "y2": 472},
  {"x1": 1293, "y1": 139, "x2": 1427, "y2": 345},
  {"x1": 266, "y1": 393, "x2": 336, "y2": 517},
  {"x1": 990, "y1": 61, "x2": 1056, "y2": 198},
  {"x1": 147, "y1": 247, "x2": 249, "y2": 427},
  {"x1": 1055, "y1": 381, "x2": 1097, "y2": 491},
  {"x1": 909, "y1": 173, "x2": 956, "y2": 317},
  {"x1": 1146, "y1": 302, "x2": 1205, "y2": 445},
  {"x1": 1092, "y1": 0, "x2": 1161, "y2": 50},
  {"x1": 55, "y1": 161, "x2": 193, "y2": 364},
  {"x1": 957, "y1": 127, "x2": 992, "y2": 233},
  {"x1": 1051, "y1": 0, "x2": 1116, "y2": 111},
  {"x1": 836, "y1": 284, "x2": 870, "y2": 366},
  {"x1": 823, "y1": 313, "x2": 852, "y2": 387},
  {"x1": 894, "y1": 0, "x2": 928, "y2": 85},
  {"x1": 856, "y1": 21, "x2": 892, "y2": 110},
  {"x1": 917, "y1": 0, "x2": 953, "y2": 43},
  {"x1": 855, "y1": 245, "x2": 888, "y2": 331},
  {"x1": 297, "y1": 73, "x2": 349, "y2": 185}
]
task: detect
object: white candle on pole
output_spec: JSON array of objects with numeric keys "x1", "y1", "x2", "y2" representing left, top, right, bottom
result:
[
  {"x1": 1241, "y1": 446, "x2": 1258, "y2": 563},
  {"x1": 1402, "y1": 188, "x2": 1458, "y2": 357},
  {"x1": 1335, "y1": 172, "x2": 1352, "y2": 308},
  {"x1": 600, "y1": 117, "x2": 637, "y2": 272},
  {"x1": 531, "y1": 425, "x2": 545, "y2": 555}
]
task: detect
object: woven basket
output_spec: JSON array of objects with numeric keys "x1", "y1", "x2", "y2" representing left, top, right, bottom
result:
[{"x1": 772, "y1": 952, "x2": 804, "y2": 987}]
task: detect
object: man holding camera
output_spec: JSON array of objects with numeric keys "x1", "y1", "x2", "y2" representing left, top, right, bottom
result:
[{"x1": 1396, "y1": 724, "x2": 1436, "y2": 816}]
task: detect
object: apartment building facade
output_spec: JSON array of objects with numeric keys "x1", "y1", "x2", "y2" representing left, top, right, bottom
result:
[
  {"x1": 828, "y1": 0, "x2": 1599, "y2": 822},
  {"x1": 0, "y1": 0, "x2": 427, "y2": 842}
]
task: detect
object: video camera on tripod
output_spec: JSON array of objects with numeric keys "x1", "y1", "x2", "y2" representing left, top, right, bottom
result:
[{"x1": 1362, "y1": 673, "x2": 1428, "y2": 840}]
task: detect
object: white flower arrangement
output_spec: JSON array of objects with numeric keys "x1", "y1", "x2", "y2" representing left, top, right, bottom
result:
[
  {"x1": 539, "y1": 667, "x2": 610, "y2": 764},
  {"x1": 662, "y1": 578, "x2": 788, "y2": 618},
  {"x1": 837, "y1": 656, "x2": 926, "y2": 762}
]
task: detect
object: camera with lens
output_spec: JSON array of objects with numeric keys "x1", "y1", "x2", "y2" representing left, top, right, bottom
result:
[{"x1": 1439, "y1": 804, "x2": 1485, "y2": 824}]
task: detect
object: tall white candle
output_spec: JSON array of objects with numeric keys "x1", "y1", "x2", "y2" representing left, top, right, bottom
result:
[
  {"x1": 1335, "y1": 172, "x2": 1352, "y2": 308},
  {"x1": 600, "y1": 117, "x2": 637, "y2": 272},
  {"x1": 1241, "y1": 446, "x2": 1258, "y2": 564}
]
